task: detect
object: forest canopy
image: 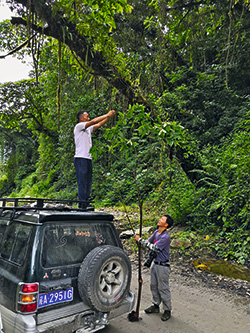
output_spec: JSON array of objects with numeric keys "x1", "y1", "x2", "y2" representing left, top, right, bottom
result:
[{"x1": 0, "y1": 0, "x2": 250, "y2": 264}]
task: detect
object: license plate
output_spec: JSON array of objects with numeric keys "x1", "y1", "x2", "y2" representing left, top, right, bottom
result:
[{"x1": 37, "y1": 288, "x2": 73, "y2": 308}]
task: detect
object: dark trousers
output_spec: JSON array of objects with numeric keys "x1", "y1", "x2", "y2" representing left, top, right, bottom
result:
[{"x1": 74, "y1": 157, "x2": 92, "y2": 201}]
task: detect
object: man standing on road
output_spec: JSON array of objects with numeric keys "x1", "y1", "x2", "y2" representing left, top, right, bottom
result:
[
  {"x1": 74, "y1": 109, "x2": 115, "y2": 206},
  {"x1": 134, "y1": 214, "x2": 174, "y2": 321}
]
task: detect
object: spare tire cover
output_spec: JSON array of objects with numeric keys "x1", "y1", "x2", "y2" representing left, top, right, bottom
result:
[{"x1": 78, "y1": 245, "x2": 132, "y2": 312}]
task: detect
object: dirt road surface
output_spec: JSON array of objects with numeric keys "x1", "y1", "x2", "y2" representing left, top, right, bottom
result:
[{"x1": 104, "y1": 268, "x2": 250, "y2": 333}]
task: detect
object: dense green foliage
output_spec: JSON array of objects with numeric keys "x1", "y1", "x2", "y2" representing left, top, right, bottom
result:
[{"x1": 0, "y1": 0, "x2": 250, "y2": 264}]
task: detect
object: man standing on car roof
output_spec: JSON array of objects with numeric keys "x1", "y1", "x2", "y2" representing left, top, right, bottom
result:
[
  {"x1": 134, "y1": 214, "x2": 174, "y2": 321},
  {"x1": 74, "y1": 109, "x2": 115, "y2": 206}
]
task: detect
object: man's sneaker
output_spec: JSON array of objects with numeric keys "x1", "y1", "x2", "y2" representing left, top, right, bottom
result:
[
  {"x1": 161, "y1": 310, "x2": 171, "y2": 321},
  {"x1": 144, "y1": 304, "x2": 159, "y2": 314}
]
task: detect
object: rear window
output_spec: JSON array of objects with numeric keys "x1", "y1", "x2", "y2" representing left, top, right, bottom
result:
[
  {"x1": 42, "y1": 222, "x2": 118, "y2": 268},
  {"x1": 0, "y1": 222, "x2": 32, "y2": 265}
]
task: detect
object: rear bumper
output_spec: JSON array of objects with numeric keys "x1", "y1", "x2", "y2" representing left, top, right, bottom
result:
[
  {"x1": 0, "y1": 291, "x2": 135, "y2": 333},
  {"x1": 0, "y1": 305, "x2": 37, "y2": 333},
  {"x1": 109, "y1": 291, "x2": 135, "y2": 320}
]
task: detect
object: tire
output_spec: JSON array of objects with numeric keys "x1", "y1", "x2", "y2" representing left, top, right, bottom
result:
[{"x1": 78, "y1": 245, "x2": 131, "y2": 312}]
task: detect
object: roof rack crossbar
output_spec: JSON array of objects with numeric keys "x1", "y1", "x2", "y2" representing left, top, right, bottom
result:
[{"x1": 0, "y1": 198, "x2": 94, "y2": 212}]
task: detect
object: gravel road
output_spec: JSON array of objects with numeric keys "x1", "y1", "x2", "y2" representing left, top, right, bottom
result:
[{"x1": 104, "y1": 267, "x2": 250, "y2": 333}]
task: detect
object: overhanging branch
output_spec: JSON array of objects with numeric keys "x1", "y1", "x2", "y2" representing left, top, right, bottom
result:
[
  {"x1": 0, "y1": 32, "x2": 37, "y2": 59},
  {"x1": 10, "y1": 1, "x2": 152, "y2": 110}
]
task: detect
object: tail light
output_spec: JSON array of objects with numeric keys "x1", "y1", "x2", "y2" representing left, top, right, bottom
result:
[{"x1": 17, "y1": 282, "x2": 39, "y2": 313}]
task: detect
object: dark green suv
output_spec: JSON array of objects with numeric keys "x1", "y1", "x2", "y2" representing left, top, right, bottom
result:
[{"x1": 0, "y1": 198, "x2": 134, "y2": 333}]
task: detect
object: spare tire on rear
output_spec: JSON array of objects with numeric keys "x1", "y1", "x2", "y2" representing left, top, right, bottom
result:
[{"x1": 78, "y1": 245, "x2": 132, "y2": 312}]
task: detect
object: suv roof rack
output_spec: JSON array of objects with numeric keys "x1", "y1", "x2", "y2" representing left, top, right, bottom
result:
[{"x1": 0, "y1": 197, "x2": 94, "y2": 212}]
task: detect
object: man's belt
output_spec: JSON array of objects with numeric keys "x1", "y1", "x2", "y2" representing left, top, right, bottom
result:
[{"x1": 154, "y1": 260, "x2": 170, "y2": 267}]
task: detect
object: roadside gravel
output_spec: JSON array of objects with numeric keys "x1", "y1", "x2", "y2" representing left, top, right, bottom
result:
[
  {"x1": 104, "y1": 264, "x2": 250, "y2": 333},
  {"x1": 100, "y1": 207, "x2": 250, "y2": 332}
]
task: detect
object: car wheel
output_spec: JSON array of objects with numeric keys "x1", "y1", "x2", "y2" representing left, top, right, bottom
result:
[{"x1": 78, "y1": 245, "x2": 131, "y2": 312}]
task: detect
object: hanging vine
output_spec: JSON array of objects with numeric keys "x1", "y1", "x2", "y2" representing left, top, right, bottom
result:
[
  {"x1": 31, "y1": 11, "x2": 41, "y2": 85},
  {"x1": 57, "y1": 39, "x2": 62, "y2": 131},
  {"x1": 225, "y1": 0, "x2": 233, "y2": 89},
  {"x1": 27, "y1": 0, "x2": 32, "y2": 43}
]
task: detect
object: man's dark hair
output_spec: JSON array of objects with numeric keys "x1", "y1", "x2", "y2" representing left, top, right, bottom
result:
[
  {"x1": 164, "y1": 215, "x2": 174, "y2": 228},
  {"x1": 76, "y1": 110, "x2": 85, "y2": 122}
]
